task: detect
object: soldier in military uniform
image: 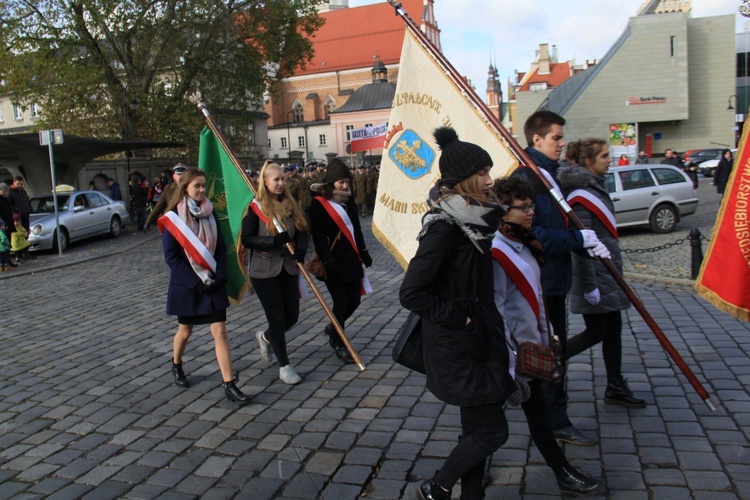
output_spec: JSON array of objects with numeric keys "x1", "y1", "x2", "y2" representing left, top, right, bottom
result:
[
  {"x1": 365, "y1": 165, "x2": 378, "y2": 217},
  {"x1": 352, "y1": 166, "x2": 369, "y2": 217}
]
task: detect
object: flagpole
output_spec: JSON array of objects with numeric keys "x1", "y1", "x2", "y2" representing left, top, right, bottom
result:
[
  {"x1": 198, "y1": 103, "x2": 366, "y2": 371},
  {"x1": 387, "y1": 1, "x2": 715, "y2": 410}
]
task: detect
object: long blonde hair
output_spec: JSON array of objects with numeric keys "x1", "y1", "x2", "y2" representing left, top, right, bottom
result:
[
  {"x1": 255, "y1": 162, "x2": 309, "y2": 233},
  {"x1": 436, "y1": 172, "x2": 496, "y2": 207}
]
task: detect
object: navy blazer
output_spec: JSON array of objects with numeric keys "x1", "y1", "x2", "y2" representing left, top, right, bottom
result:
[{"x1": 163, "y1": 211, "x2": 230, "y2": 316}]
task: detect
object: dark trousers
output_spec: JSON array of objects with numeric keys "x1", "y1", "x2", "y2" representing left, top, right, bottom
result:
[
  {"x1": 544, "y1": 294, "x2": 572, "y2": 430},
  {"x1": 251, "y1": 269, "x2": 300, "y2": 366},
  {"x1": 136, "y1": 207, "x2": 147, "y2": 231},
  {"x1": 435, "y1": 402, "x2": 508, "y2": 500},
  {"x1": 522, "y1": 379, "x2": 567, "y2": 469},
  {"x1": 567, "y1": 311, "x2": 623, "y2": 381},
  {"x1": 325, "y1": 281, "x2": 361, "y2": 344}
]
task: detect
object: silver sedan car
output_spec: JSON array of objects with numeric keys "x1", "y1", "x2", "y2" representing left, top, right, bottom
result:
[
  {"x1": 604, "y1": 164, "x2": 699, "y2": 233},
  {"x1": 28, "y1": 188, "x2": 131, "y2": 251}
]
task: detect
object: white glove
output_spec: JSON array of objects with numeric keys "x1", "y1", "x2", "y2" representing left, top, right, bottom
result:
[
  {"x1": 580, "y1": 229, "x2": 600, "y2": 248},
  {"x1": 584, "y1": 288, "x2": 601, "y2": 305},
  {"x1": 587, "y1": 242, "x2": 611, "y2": 260}
]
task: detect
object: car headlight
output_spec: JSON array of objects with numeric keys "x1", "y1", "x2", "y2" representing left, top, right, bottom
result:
[{"x1": 32, "y1": 224, "x2": 43, "y2": 236}]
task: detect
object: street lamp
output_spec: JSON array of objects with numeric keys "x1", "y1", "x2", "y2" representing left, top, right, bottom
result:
[
  {"x1": 727, "y1": 94, "x2": 737, "y2": 111},
  {"x1": 286, "y1": 110, "x2": 295, "y2": 166}
]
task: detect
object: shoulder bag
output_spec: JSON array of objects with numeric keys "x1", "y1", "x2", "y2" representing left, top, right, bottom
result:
[
  {"x1": 306, "y1": 230, "x2": 341, "y2": 279},
  {"x1": 391, "y1": 311, "x2": 425, "y2": 374}
]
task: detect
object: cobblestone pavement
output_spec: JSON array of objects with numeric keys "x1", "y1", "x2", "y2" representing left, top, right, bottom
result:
[{"x1": 1, "y1": 196, "x2": 749, "y2": 499}]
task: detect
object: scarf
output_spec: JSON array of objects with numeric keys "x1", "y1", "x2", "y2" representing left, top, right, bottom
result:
[
  {"x1": 331, "y1": 188, "x2": 351, "y2": 205},
  {"x1": 177, "y1": 196, "x2": 218, "y2": 282},
  {"x1": 499, "y1": 220, "x2": 545, "y2": 266},
  {"x1": 418, "y1": 194, "x2": 504, "y2": 253}
]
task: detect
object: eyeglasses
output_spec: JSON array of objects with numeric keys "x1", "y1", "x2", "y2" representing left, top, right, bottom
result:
[{"x1": 506, "y1": 203, "x2": 535, "y2": 213}]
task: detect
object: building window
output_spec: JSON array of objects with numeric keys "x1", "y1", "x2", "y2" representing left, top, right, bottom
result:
[
  {"x1": 669, "y1": 35, "x2": 675, "y2": 57},
  {"x1": 247, "y1": 121, "x2": 255, "y2": 144},
  {"x1": 298, "y1": 136, "x2": 305, "y2": 148},
  {"x1": 293, "y1": 103, "x2": 304, "y2": 123},
  {"x1": 281, "y1": 137, "x2": 288, "y2": 149},
  {"x1": 13, "y1": 104, "x2": 23, "y2": 120},
  {"x1": 325, "y1": 97, "x2": 336, "y2": 118},
  {"x1": 346, "y1": 125, "x2": 354, "y2": 142},
  {"x1": 31, "y1": 103, "x2": 40, "y2": 118},
  {"x1": 319, "y1": 134, "x2": 327, "y2": 146},
  {"x1": 738, "y1": 52, "x2": 749, "y2": 78},
  {"x1": 0, "y1": 106, "x2": 3, "y2": 123},
  {"x1": 365, "y1": 123, "x2": 373, "y2": 128}
]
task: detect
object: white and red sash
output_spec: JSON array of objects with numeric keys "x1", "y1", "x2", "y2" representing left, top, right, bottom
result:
[
  {"x1": 491, "y1": 239, "x2": 541, "y2": 323},
  {"x1": 315, "y1": 196, "x2": 372, "y2": 294},
  {"x1": 538, "y1": 168, "x2": 569, "y2": 229},
  {"x1": 249, "y1": 199, "x2": 310, "y2": 297},
  {"x1": 158, "y1": 211, "x2": 217, "y2": 274},
  {"x1": 566, "y1": 189, "x2": 618, "y2": 239},
  {"x1": 249, "y1": 199, "x2": 269, "y2": 225}
]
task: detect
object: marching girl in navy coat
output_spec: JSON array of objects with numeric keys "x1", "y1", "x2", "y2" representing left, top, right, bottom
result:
[
  {"x1": 160, "y1": 168, "x2": 250, "y2": 404},
  {"x1": 400, "y1": 128, "x2": 515, "y2": 500}
]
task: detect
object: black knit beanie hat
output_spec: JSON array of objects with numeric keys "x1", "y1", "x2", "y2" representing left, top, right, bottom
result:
[
  {"x1": 434, "y1": 127, "x2": 493, "y2": 187},
  {"x1": 325, "y1": 158, "x2": 351, "y2": 184}
]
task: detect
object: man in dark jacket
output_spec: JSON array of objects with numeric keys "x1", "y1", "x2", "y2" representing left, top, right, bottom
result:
[
  {"x1": 9, "y1": 176, "x2": 32, "y2": 232},
  {"x1": 511, "y1": 111, "x2": 608, "y2": 446},
  {"x1": 663, "y1": 149, "x2": 683, "y2": 169},
  {"x1": 106, "y1": 178, "x2": 123, "y2": 201}
]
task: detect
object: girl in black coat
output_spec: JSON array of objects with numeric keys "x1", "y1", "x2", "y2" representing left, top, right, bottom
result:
[
  {"x1": 400, "y1": 128, "x2": 515, "y2": 500},
  {"x1": 309, "y1": 159, "x2": 372, "y2": 364}
]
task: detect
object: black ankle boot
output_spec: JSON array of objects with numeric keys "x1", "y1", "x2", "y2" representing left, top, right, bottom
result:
[
  {"x1": 418, "y1": 478, "x2": 451, "y2": 500},
  {"x1": 553, "y1": 464, "x2": 604, "y2": 496},
  {"x1": 223, "y1": 381, "x2": 251, "y2": 405},
  {"x1": 333, "y1": 345, "x2": 355, "y2": 364},
  {"x1": 605, "y1": 376, "x2": 645, "y2": 408},
  {"x1": 171, "y1": 361, "x2": 189, "y2": 387}
]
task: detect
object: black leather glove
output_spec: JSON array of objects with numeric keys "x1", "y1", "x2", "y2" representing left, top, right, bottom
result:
[
  {"x1": 209, "y1": 277, "x2": 227, "y2": 292},
  {"x1": 195, "y1": 282, "x2": 211, "y2": 294},
  {"x1": 143, "y1": 224, "x2": 150, "y2": 234},
  {"x1": 322, "y1": 255, "x2": 338, "y2": 277},
  {"x1": 360, "y1": 249, "x2": 372, "y2": 268},
  {"x1": 273, "y1": 232, "x2": 292, "y2": 247},
  {"x1": 293, "y1": 248, "x2": 306, "y2": 263}
]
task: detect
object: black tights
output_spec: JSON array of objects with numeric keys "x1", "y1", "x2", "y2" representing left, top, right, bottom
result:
[
  {"x1": 324, "y1": 281, "x2": 361, "y2": 344},
  {"x1": 567, "y1": 310, "x2": 623, "y2": 380},
  {"x1": 521, "y1": 379, "x2": 567, "y2": 469},
  {"x1": 544, "y1": 295, "x2": 571, "y2": 430},
  {"x1": 251, "y1": 269, "x2": 300, "y2": 366},
  {"x1": 435, "y1": 402, "x2": 508, "y2": 500}
]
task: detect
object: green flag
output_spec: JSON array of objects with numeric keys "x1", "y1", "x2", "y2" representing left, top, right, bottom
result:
[{"x1": 198, "y1": 127, "x2": 254, "y2": 304}]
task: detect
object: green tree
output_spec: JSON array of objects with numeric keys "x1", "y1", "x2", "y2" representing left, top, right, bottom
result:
[{"x1": 0, "y1": 0, "x2": 324, "y2": 158}]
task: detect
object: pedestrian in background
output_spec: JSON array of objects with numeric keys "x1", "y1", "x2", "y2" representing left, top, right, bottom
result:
[
  {"x1": 511, "y1": 111, "x2": 607, "y2": 446},
  {"x1": 559, "y1": 138, "x2": 645, "y2": 409},
  {"x1": 9, "y1": 176, "x2": 32, "y2": 232},
  {"x1": 159, "y1": 168, "x2": 250, "y2": 405},
  {"x1": 400, "y1": 127, "x2": 515, "y2": 500},
  {"x1": 11, "y1": 212, "x2": 30, "y2": 264},
  {"x1": 132, "y1": 176, "x2": 149, "y2": 232},
  {"x1": 0, "y1": 183, "x2": 15, "y2": 242},
  {"x1": 144, "y1": 163, "x2": 187, "y2": 233},
  {"x1": 241, "y1": 162, "x2": 309, "y2": 385},
  {"x1": 617, "y1": 154, "x2": 629, "y2": 166},
  {"x1": 714, "y1": 149, "x2": 733, "y2": 196},
  {"x1": 0, "y1": 218, "x2": 13, "y2": 272},
  {"x1": 309, "y1": 159, "x2": 372, "y2": 364},
  {"x1": 635, "y1": 151, "x2": 649, "y2": 164},
  {"x1": 491, "y1": 175, "x2": 604, "y2": 497},
  {"x1": 106, "y1": 177, "x2": 123, "y2": 201}
]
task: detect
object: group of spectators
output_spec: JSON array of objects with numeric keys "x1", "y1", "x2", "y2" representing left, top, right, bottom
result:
[{"x1": 0, "y1": 176, "x2": 35, "y2": 270}]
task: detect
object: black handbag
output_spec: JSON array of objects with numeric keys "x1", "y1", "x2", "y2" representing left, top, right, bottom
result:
[{"x1": 391, "y1": 311, "x2": 425, "y2": 374}]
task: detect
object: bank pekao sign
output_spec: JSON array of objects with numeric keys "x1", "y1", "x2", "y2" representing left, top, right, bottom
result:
[{"x1": 627, "y1": 96, "x2": 667, "y2": 105}]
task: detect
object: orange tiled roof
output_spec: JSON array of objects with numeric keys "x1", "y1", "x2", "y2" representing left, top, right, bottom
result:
[
  {"x1": 518, "y1": 62, "x2": 571, "y2": 91},
  {"x1": 293, "y1": 0, "x2": 425, "y2": 77}
]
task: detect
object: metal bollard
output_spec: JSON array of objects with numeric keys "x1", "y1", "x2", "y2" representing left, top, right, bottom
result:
[{"x1": 689, "y1": 227, "x2": 703, "y2": 279}]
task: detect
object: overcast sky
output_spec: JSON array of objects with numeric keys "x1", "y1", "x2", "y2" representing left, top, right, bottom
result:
[{"x1": 349, "y1": 0, "x2": 745, "y2": 95}]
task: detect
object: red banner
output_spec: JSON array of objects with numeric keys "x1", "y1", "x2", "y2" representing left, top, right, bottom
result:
[{"x1": 695, "y1": 125, "x2": 750, "y2": 322}]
